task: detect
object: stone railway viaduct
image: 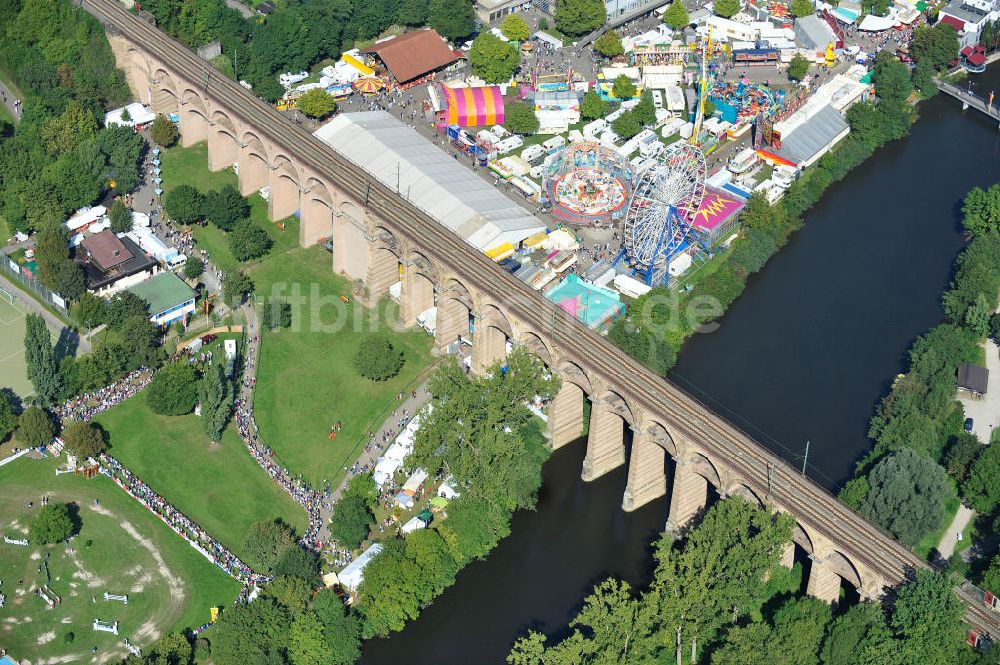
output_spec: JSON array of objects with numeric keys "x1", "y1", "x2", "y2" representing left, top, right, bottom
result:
[{"x1": 88, "y1": 0, "x2": 998, "y2": 637}]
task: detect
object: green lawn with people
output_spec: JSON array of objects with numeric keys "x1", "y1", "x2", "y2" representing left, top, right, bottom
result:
[
  {"x1": 93, "y1": 395, "x2": 308, "y2": 559},
  {"x1": 250, "y1": 246, "x2": 437, "y2": 489},
  {"x1": 0, "y1": 457, "x2": 240, "y2": 662},
  {"x1": 158, "y1": 142, "x2": 299, "y2": 273}
]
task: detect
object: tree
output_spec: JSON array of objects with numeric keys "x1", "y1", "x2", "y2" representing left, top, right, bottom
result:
[
  {"x1": 298, "y1": 88, "x2": 336, "y2": 119},
  {"x1": 61, "y1": 421, "x2": 106, "y2": 459},
  {"x1": 18, "y1": 407, "x2": 54, "y2": 447},
  {"x1": 109, "y1": 199, "x2": 132, "y2": 234},
  {"x1": 203, "y1": 185, "x2": 249, "y2": 231},
  {"x1": 312, "y1": 589, "x2": 363, "y2": 665},
  {"x1": 426, "y1": 0, "x2": 476, "y2": 41},
  {"x1": 410, "y1": 349, "x2": 560, "y2": 515},
  {"x1": 594, "y1": 30, "x2": 624, "y2": 58},
  {"x1": 788, "y1": 53, "x2": 810, "y2": 82},
  {"x1": 873, "y1": 51, "x2": 913, "y2": 103},
  {"x1": 654, "y1": 499, "x2": 794, "y2": 662},
  {"x1": 469, "y1": 32, "x2": 520, "y2": 84},
  {"x1": 289, "y1": 613, "x2": 329, "y2": 665},
  {"x1": 244, "y1": 519, "x2": 296, "y2": 572},
  {"x1": 500, "y1": 14, "x2": 530, "y2": 42},
  {"x1": 710, "y1": 597, "x2": 831, "y2": 665},
  {"x1": 663, "y1": 0, "x2": 690, "y2": 29},
  {"x1": 860, "y1": 449, "x2": 953, "y2": 546},
  {"x1": 790, "y1": 0, "x2": 815, "y2": 17},
  {"x1": 397, "y1": 0, "x2": 428, "y2": 26},
  {"x1": 183, "y1": 256, "x2": 205, "y2": 280},
  {"x1": 820, "y1": 602, "x2": 891, "y2": 665},
  {"x1": 354, "y1": 335, "x2": 404, "y2": 381},
  {"x1": 229, "y1": 219, "x2": 273, "y2": 262},
  {"x1": 105, "y1": 291, "x2": 149, "y2": 330},
  {"x1": 911, "y1": 23, "x2": 959, "y2": 71},
  {"x1": 983, "y1": 554, "x2": 1000, "y2": 595},
  {"x1": 40, "y1": 102, "x2": 97, "y2": 157},
  {"x1": 611, "y1": 110, "x2": 642, "y2": 139},
  {"x1": 212, "y1": 598, "x2": 291, "y2": 665},
  {"x1": 24, "y1": 313, "x2": 62, "y2": 406},
  {"x1": 943, "y1": 432, "x2": 981, "y2": 484},
  {"x1": 888, "y1": 569, "x2": 967, "y2": 665},
  {"x1": 29, "y1": 502, "x2": 75, "y2": 544},
  {"x1": 329, "y1": 494, "x2": 374, "y2": 549},
  {"x1": 35, "y1": 225, "x2": 84, "y2": 299},
  {"x1": 165, "y1": 184, "x2": 205, "y2": 225},
  {"x1": 344, "y1": 473, "x2": 378, "y2": 509},
  {"x1": 150, "y1": 114, "x2": 179, "y2": 147},
  {"x1": 274, "y1": 545, "x2": 321, "y2": 586},
  {"x1": 356, "y1": 538, "x2": 423, "y2": 636},
  {"x1": 264, "y1": 575, "x2": 312, "y2": 615},
  {"x1": 200, "y1": 362, "x2": 233, "y2": 442},
  {"x1": 222, "y1": 270, "x2": 255, "y2": 306},
  {"x1": 611, "y1": 74, "x2": 636, "y2": 99},
  {"x1": 0, "y1": 390, "x2": 17, "y2": 443},
  {"x1": 147, "y1": 362, "x2": 199, "y2": 416},
  {"x1": 143, "y1": 633, "x2": 193, "y2": 665},
  {"x1": 581, "y1": 90, "x2": 608, "y2": 120},
  {"x1": 556, "y1": 0, "x2": 605, "y2": 36},
  {"x1": 838, "y1": 476, "x2": 870, "y2": 511},
  {"x1": 962, "y1": 441, "x2": 1000, "y2": 513},
  {"x1": 961, "y1": 184, "x2": 1000, "y2": 237},
  {"x1": 504, "y1": 102, "x2": 539, "y2": 135},
  {"x1": 714, "y1": 0, "x2": 741, "y2": 17},
  {"x1": 633, "y1": 89, "x2": 656, "y2": 126}
]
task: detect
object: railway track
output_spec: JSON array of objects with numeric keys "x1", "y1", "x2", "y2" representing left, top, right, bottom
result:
[{"x1": 86, "y1": 0, "x2": 999, "y2": 637}]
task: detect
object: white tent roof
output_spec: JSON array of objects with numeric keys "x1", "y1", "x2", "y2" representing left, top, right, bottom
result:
[
  {"x1": 65, "y1": 206, "x2": 107, "y2": 232},
  {"x1": 104, "y1": 103, "x2": 156, "y2": 128},
  {"x1": 338, "y1": 543, "x2": 383, "y2": 591},
  {"x1": 858, "y1": 14, "x2": 896, "y2": 31},
  {"x1": 313, "y1": 112, "x2": 546, "y2": 252}
]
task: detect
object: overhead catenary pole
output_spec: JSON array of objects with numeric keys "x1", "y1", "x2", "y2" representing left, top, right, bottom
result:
[{"x1": 801, "y1": 440, "x2": 810, "y2": 476}]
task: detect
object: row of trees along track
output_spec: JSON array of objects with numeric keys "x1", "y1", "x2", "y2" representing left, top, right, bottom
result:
[{"x1": 84, "y1": 0, "x2": 998, "y2": 636}]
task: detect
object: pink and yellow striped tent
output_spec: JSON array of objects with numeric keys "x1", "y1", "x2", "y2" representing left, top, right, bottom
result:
[{"x1": 441, "y1": 85, "x2": 505, "y2": 127}]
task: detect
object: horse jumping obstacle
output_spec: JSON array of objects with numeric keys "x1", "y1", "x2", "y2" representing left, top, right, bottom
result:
[
  {"x1": 37, "y1": 585, "x2": 60, "y2": 607},
  {"x1": 93, "y1": 619, "x2": 119, "y2": 635},
  {"x1": 124, "y1": 638, "x2": 141, "y2": 657},
  {"x1": 104, "y1": 592, "x2": 128, "y2": 605}
]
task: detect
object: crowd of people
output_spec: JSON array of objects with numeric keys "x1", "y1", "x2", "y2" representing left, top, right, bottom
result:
[
  {"x1": 100, "y1": 454, "x2": 267, "y2": 586},
  {"x1": 56, "y1": 369, "x2": 153, "y2": 423},
  {"x1": 233, "y1": 395, "x2": 327, "y2": 548}
]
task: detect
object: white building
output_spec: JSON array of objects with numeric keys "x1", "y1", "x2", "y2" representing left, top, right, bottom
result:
[{"x1": 338, "y1": 543, "x2": 384, "y2": 594}]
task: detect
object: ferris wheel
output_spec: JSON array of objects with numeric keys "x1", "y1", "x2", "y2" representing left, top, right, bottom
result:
[{"x1": 622, "y1": 144, "x2": 708, "y2": 286}]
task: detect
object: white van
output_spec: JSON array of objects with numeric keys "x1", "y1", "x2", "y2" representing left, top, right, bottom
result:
[
  {"x1": 542, "y1": 135, "x2": 566, "y2": 152},
  {"x1": 652, "y1": 90, "x2": 664, "y2": 109},
  {"x1": 521, "y1": 144, "x2": 546, "y2": 164}
]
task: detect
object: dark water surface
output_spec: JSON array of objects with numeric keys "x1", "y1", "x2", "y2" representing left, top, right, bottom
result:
[{"x1": 362, "y1": 66, "x2": 1000, "y2": 665}]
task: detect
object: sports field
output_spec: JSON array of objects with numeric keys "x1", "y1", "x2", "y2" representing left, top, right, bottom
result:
[
  {"x1": 92, "y1": 396, "x2": 308, "y2": 560},
  {"x1": 0, "y1": 295, "x2": 75, "y2": 399},
  {"x1": 0, "y1": 457, "x2": 241, "y2": 663},
  {"x1": 250, "y1": 246, "x2": 436, "y2": 489}
]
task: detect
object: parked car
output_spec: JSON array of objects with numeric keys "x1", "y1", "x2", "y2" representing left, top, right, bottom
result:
[
  {"x1": 964, "y1": 417, "x2": 974, "y2": 433},
  {"x1": 201, "y1": 333, "x2": 218, "y2": 345}
]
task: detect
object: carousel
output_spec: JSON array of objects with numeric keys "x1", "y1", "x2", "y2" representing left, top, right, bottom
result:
[
  {"x1": 352, "y1": 76, "x2": 385, "y2": 97},
  {"x1": 542, "y1": 142, "x2": 634, "y2": 225}
]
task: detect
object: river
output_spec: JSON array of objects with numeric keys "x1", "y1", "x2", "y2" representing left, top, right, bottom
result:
[{"x1": 361, "y1": 66, "x2": 1000, "y2": 664}]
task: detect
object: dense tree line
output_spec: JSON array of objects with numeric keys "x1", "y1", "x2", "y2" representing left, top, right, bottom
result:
[
  {"x1": 611, "y1": 52, "x2": 920, "y2": 375},
  {"x1": 0, "y1": 0, "x2": 136, "y2": 237},
  {"x1": 508, "y1": 498, "x2": 984, "y2": 665},
  {"x1": 837, "y1": 181, "x2": 1000, "y2": 588},
  {"x1": 138, "y1": 0, "x2": 476, "y2": 102}
]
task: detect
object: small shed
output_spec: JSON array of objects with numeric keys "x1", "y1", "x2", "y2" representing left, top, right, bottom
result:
[{"x1": 957, "y1": 363, "x2": 988, "y2": 399}]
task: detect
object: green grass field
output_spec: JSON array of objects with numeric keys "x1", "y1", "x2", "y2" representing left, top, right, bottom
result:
[
  {"x1": 159, "y1": 142, "x2": 300, "y2": 273},
  {"x1": 0, "y1": 296, "x2": 69, "y2": 400},
  {"x1": 250, "y1": 246, "x2": 436, "y2": 489},
  {"x1": 92, "y1": 396, "x2": 308, "y2": 559},
  {"x1": 0, "y1": 457, "x2": 241, "y2": 662}
]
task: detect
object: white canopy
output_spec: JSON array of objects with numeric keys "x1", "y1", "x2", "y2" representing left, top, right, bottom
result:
[
  {"x1": 338, "y1": 543, "x2": 383, "y2": 592},
  {"x1": 858, "y1": 14, "x2": 896, "y2": 31},
  {"x1": 104, "y1": 103, "x2": 156, "y2": 128}
]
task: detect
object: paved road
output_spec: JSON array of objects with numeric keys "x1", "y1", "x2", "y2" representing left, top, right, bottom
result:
[
  {"x1": 0, "y1": 271, "x2": 91, "y2": 354},
  {"x1": 957, "y1": 340, "x2": 1000, "y2": 444},
  {"x1": 938, "y1": 504, "x2": 975, "y2": 560}
]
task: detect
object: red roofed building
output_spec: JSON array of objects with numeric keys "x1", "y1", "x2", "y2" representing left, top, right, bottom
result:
[
  {"x1": 363, "y1": 28, "x2": 462, "y2": 88},
  {"x1": 939, "y1": 13, "x2": 966, "y2": 31}
]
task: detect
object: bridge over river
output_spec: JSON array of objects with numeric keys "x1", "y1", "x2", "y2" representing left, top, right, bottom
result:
[{"x1": 83, "y1": 0, "x2": 1000, "y2": 647}]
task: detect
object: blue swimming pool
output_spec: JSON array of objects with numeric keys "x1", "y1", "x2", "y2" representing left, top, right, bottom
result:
[{"x1": 833, "y1": 7, "x2": 859, "y2": 23}]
